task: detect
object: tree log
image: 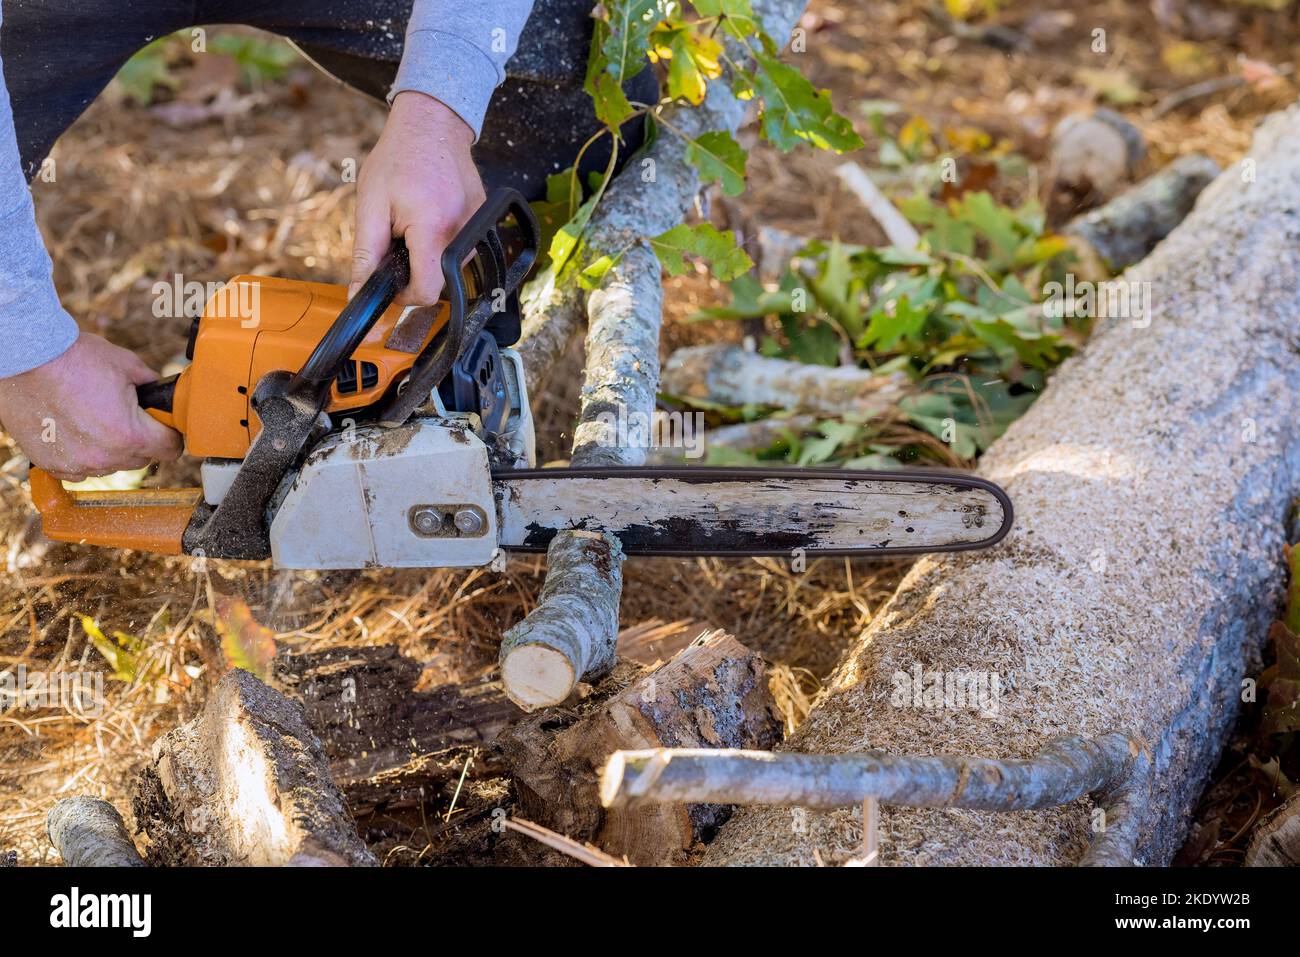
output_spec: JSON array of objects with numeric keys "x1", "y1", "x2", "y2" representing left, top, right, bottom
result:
[
  {"x1": 1049, "y1": 109, "x2": 1145, "y2": 199},
  {"x1": 132, "y1": 669, "x2": 375, "y2": 866},
  {"x1": 1067, "y1": 153, "x2": 1220, "y2": 275},
  {"x1": 499, "y1": 0, "x2": 811, "y2": 710},
  {"x1": 47, "y1": 797, "x2": 145, "y2": 867},
  {"x1": 705, "y1": 106, "x2": 1300, "y2": 866},
  {"x1": 501, "y1": 631, "x2": 780, "y2": 865}
]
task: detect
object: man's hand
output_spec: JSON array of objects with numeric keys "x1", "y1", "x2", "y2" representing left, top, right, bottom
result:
[
  {"x1": 350, "y1": 91, "x2": 485, "y2": 305},
  {"x1": 0, "y1": 333, "x2": 183, "y2": 482}
]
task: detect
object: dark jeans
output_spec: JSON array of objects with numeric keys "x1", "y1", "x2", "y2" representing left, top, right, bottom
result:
[{"x1": 0, "y1": 0, "x2": 655, "y2": 197}]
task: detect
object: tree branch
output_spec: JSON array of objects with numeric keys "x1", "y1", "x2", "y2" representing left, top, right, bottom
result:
[
  {"x1": 600, "y1": 732, "x2": 1151, "y2": 865},
  {"x1": 499, "y1": 0, "x2": 812, "y2": 709}
]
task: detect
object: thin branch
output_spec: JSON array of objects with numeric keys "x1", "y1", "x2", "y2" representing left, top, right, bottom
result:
[
  {"x1": 601, "y1": 732, "x2": 1151, "y2": 866},
  {"x1": 503, "y1": 816, "x2": 628, "y2": 867}
]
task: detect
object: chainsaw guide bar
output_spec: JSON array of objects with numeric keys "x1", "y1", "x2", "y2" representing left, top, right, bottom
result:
[{"x1": 493, "y1": 467, "x2": 1012, "y2": 557}]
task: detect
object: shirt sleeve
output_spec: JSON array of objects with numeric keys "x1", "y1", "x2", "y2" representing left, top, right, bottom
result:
[
  {"x1": 390, "y1": 0, "x2": 536, "y2": 138},
  {"x1": 0, "y1": 6, "x2": 80, "y2": 378}
]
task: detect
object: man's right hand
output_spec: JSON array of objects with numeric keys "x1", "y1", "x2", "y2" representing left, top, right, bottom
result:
[{"x1": 0, "y1": 333, "x2": 183, "y2": 483}]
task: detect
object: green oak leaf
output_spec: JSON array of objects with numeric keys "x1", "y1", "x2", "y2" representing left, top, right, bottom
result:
[
  {"x1": 585, "y1": 0, "x2": 661, "y2": 130},
  {"x1": 675, "y1": 29, "x2": 722, "y2": 104},
  {"x1": 685, "y1": 130, "x2": 747, "y2": 195},
  {"x1": 752, "y1": 52, "x2": 863, "y2": 153},
  {"x1": 650, "y1": 223, "x2": 753, "y2": 281}
]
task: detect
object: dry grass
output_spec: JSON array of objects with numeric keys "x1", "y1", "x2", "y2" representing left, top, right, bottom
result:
[{"x1": 3, "y1": 0, "x2": 1295, "y2": 865}]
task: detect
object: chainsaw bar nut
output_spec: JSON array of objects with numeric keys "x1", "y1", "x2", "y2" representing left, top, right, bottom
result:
[
  {"x1": 410, "y1": 506, "x2": 442, "y2": 536},
  {"x1": 408, "y1": 505, "x2": 487, "y2": 538},
  {"x1": 453, "y1": 508, "x2": 485, "y2": 535}
]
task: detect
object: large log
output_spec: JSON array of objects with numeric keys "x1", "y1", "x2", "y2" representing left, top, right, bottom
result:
[{"x1": 706, "y1": 107, "x2": 1300, "y2": 866}]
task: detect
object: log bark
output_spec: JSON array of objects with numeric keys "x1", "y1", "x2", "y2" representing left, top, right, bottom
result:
[
  {"x1": 706, "y1": 105, "x2": 1300, "y2": 866},
  {"x1": 501, "y1": 631, "x2": 780, "y2": 865},
  {"x1": 47, "y1": 797, "x2": 146, "y2": 867},
  {"x1": 1245, "y1": 791, "x2": 1300, "y2": 866},
  {"x1": 661, "y1": 344, "x2": 908, "y2": 416},
  {"x1": 499, "y1": 0, "x2": 810, "y2": 709},
  {"x1": 1067, "y1": 153, "x2": 1220, "y2": 275},
  {"x1": 132, "y1": 668, "x2": 375, "y2": 866},
  {"x1": 273, "y1": 645, "x2": 522, "y2": 813}
]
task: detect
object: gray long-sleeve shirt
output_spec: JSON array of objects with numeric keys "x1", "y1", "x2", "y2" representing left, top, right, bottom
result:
[{"x1": 0, "y1": 0, "x2": 533, "y2": 378}]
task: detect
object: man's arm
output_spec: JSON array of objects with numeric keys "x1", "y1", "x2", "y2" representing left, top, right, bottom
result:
[
  {"x1": 0, "y1": 11, "x2": 79, "y2": 376},
  {"x1": 349, "y1": 1, "x2": 534, "y2": 305},
  {"x1": 0, "y1": 6, "x2": 181, "y2": 481},
  {"x1": 390, "y1": 0, "x2": 534, "y2": 138}
]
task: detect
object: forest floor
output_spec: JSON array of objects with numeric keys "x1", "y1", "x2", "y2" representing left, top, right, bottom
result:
[{"x1": 2, "y1": 0, "x2": 1297, "y2": 865}]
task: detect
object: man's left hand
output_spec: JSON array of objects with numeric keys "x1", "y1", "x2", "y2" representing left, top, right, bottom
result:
[{"x1": 350, "y1": 91, "x2": 484, "y2": 306}]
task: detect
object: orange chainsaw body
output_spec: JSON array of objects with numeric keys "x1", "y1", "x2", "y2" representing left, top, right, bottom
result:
[
  {"x1": 30, "y1": 274, "x2": 449, "y2": 554},
  {"x1": 154, "y1": 275, "x2": 448, "y2": 459}
]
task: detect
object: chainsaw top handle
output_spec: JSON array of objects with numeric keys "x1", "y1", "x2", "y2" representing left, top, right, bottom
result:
[
  {"x1": 131, "y1": 187, "x2": 537, "y2": 418},
  {"x1": 291, "y1": 241, "x2": 411, "y2": 400},
  {"x1": 375, "y1": 188, "x2": 538, "y2": 426}
]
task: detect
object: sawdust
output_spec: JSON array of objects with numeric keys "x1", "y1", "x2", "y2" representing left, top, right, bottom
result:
[{"x1": 706, "y1": 105, "x2": 1300, "y2": 866}]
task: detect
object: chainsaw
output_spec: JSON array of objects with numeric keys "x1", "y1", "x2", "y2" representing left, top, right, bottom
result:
[{"x1": 30, "y1": 188, "x2": 1012, "y2": 569}]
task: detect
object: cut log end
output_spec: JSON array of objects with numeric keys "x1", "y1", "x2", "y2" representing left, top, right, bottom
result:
[
  {"x1": 501, "y1": 644, "x2": 579, "y2": 711},
  {"x1": 599, "y1": 750, "x2": 663, "y2": 809}
]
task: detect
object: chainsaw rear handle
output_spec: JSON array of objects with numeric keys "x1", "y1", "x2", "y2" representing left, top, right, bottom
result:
[{"x1": 137, "y1": 373, "x2": 179, "y2": 415}]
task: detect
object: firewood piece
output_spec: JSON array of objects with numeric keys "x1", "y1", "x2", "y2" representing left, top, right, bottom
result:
[
  {"x1": 132, "y1": 668, "x2": 375, "y2": 866},
  {"x1": 1050, "y1": 108, "x2": 1145, "y2": 198},
  {"x1": 1066, "y1": 154, "x2": 1220, "y2": 274},
  {"x1": 1245, "y1": 791, "x2": 1300, "y2": 866},
  {"x1": 499, "y1": 531, "x2": 626, "y2": 711},
  {"x1": 47, "y1": 797, "x2": 145, "y2": 867},
  {"x1": 502, "y1": 631, "x2": 780, "y2": 865},
  {"x1": 661, "y1": 344, "x2": 907, "y2": 417},
  {"x1": 272, "y1": 645, "x2": 522, "y2": 811}
]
